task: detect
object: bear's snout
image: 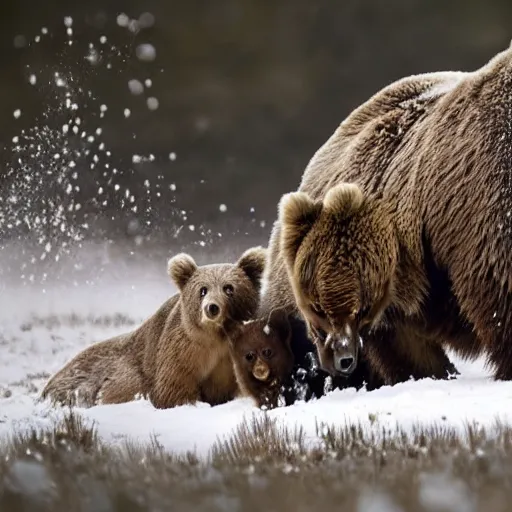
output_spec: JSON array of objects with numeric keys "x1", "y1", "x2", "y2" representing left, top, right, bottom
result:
[
  {"x1": 252, "y1": 357, "x2": 271, "y2": 382},
  {"x1": 331, "y1": 333, "x2": 359, "y2": 376},
  {"x1": 335, "y1": 355, "x2": 355, "y2": 374},
  {"x1": 204, "y1": 302, "x2": 221, "y2": 319}
]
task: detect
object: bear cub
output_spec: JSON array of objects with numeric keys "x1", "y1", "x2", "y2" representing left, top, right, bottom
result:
[
  {"x1": 40, "y1": 246, "x2": 267, "y2": 409},
  {"x1": 229, "y1": 309, "x2": 294, "y2": 409}
]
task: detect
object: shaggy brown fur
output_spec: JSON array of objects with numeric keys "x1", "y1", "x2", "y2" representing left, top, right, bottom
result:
[
  {"x1": 271, "y1": 46, "x2": 512, "y2": 383},
  {"x1": 229, "y1": 309, "x2": 294, "y2": 409},
  {"x1": 260, "y1": 48, "x2": 512, "y2": 384},
  {"x1": 40, "y1": 247, "x2": 267, "y2": 408}
]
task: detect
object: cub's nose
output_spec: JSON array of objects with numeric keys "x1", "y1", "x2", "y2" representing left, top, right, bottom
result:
[
  {"x1": 336, "y1": 355, "x2": 355, "y2": 374},
  {"x1": 205, "y1": 303, "x2": 220, "y2": 319}
]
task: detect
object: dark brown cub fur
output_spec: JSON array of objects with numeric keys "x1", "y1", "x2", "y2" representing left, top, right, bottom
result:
[{"x1": 229, "y1": 309, "x2": 294, "y2": 409}]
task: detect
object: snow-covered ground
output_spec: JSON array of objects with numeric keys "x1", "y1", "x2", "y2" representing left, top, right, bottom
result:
[{"x1": 2, "y1": 249, "x2": 512, "y2": 459}]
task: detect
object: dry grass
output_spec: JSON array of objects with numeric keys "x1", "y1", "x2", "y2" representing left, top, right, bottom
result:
[
  {"x1": 19, "y1": 313, "x2": 139, "y2": 332},
  {"x1": 2, "y1": 412, "x2": 512, "y2": 511}
]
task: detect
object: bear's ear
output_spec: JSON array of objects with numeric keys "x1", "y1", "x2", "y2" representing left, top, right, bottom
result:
[
  {"x1": 279, "y1": 191, "x2": 322, "y2": 269},
  {"x1": 167, "y1": 253, "x2": 198, "y2": 290},
  {"x1": 237, "y1": 246, "x2": 267, "y2": 288},
  {"x1": 267, "y1": 308, "x2": 291, "y2": 343},
  {"x1": 323, "y1": 182, "x2": 363, "y2": 217},
  {"x1": 228, "y1": 319, "x2": 255, "y2": 349}
]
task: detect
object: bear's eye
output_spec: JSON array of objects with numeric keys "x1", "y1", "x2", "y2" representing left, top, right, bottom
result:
[
  {"x1": 310, "y1": 303, "x2": 327, "y2": 319},
  {"x1": 223, "y1": 284, "x2": 234, "y2": 297},
  {"x1": 245, "y1": 352, "x2": 256, "y2": 362},
  {"x1": 262, "y1": 348, "x2": 273, "y2": 359},
  {"x1": 200, "y1": 286, "x2": 208, "y2": 298},
  {"x1": 317, "y1": 328, "x2": 327, "y2": 341},
  {"x1": 314, "y1": 327, "x2": 328, "y2": 343},
  {"x1": 358, "y1": 305, "x2": 371, "y2": 321}
]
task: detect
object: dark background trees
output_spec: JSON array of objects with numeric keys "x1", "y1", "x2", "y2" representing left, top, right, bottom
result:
[{"x1": 0, "y1": 0, "x2": 511, "y2": 258}]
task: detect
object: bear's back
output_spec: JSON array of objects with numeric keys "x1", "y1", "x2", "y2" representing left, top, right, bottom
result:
[
  {"x1": 297, "y1": 46, "x2": 512, "y2": 262},
  {"x1": 298, "y1": 70, "x2": 469, "y2": 202}
]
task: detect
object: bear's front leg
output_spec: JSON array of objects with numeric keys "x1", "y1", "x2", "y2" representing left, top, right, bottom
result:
[
  {"x1": 150, "y1": 362, "x2": 201, "y2": 409},
  {"x1": 449, "y1": 264, "x2": 512, "y2": 381},
  {"x1": 97, "y1": 366, "x2": 146, "y2": 405},
  {"x1": 363, "y1": 323, "x2": 458, "y2": 385}
]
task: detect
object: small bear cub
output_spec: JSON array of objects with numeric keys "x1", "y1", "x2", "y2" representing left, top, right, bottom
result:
[{"x1": 229, "y1": 309, "x2": 294, "y2": 409}]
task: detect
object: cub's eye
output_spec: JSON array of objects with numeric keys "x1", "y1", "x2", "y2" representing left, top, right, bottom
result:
[
  {"x1": 245, "y1": 352, "x2": 256, "y2": 362},
  {"x1": 200, "y1": 287, "x2": 208, "y2": 298},
  {"x1": 310, "y1": 303, "x2": 327, "y2": 319},
  {"x1": 262, "y1": 348, "x2": 272, "y2": 359},
  {"x1": 223, "y1": 284, "x2": 234, "y2": 296}
]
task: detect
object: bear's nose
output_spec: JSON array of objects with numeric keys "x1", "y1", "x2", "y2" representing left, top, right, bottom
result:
[
  {"x1": 336, "y1": 355, "x2": 355, "y2": 374},
  {"x1": 205, "y1": 303, "x2": 220, "y2": 319}
]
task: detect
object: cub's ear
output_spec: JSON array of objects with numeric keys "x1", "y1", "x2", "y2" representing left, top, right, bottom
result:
[
  {"x1": 237, "y1": 246, "x2": 267, "y2": 288},
  {"x1": 323, "y1": 182, "x2": 363, "y2": 217},
  {"x1": 228, "y1": 320, "x2": 253, "y2": 350},
  {"x1": 267, "y1": 308, "x2": 291, "y2": 344},
  {"x1": 167, "y1": 253, "x2": 198, "y2": 290},
  {"x1": 278, "y1": 191, "x2": 322, "y2": 270}
]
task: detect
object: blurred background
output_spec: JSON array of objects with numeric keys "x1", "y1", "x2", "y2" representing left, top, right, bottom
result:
[{"x1": 0, "y1": 0, "x2": 511, "y2": 281}]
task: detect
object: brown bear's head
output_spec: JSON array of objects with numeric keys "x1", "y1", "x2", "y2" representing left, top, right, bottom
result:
[
  {"x1": 229, "y1": 308, "x2": 294, "y2": 409},
  {"x1": 278, "y1": 183, "x2": 399, "y2": 377},
  {"x1": 167, "y1": 246, "x2": 267, "y2": 337}
]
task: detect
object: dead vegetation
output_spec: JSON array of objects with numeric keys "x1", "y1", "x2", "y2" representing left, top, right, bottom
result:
[
  {"x1": 19, "y1": 313, "x2": 139, "y2": 332},
  {"x1": 2, "y1": 412, "x2": 512, "y2": 511}
]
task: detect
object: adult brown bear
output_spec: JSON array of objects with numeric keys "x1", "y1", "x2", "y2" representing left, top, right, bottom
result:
[{"x1": 264, "y1": 45, "x2": 512, "y2": 384}]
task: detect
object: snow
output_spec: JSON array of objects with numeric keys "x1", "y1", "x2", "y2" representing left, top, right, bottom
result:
[
  {"x1": 146, "y1": 97, "x2": 159, "y2": 110},
  {"x1": 358, "y1": 490, "x2": 403, "y2": 512},
  {"x1": 136, "y1": 44, "x2": 156, "y2": 62},
  {"x1": 0, "y1": 19, "x2": 189, "y2": 268},
  {"x1": 418, "y1": 473, "x2": 476, "y2": 512},
  {"x1": 138, "y1": 13, "x2": 156, "y2": 29},
  {"x1": 13, "y1": 35, "x2": 27, "y2": 48},
  {"x1": 116, "y1": 14, "x2": 129, "y2": 28},
  {"x1": 2, "y1": 19, "x2": 512, "y2": 462},
  {"x1": 2, "y1": 256, "x2": 512, "y2": 459},
  {"x1": 128, "y1": 79, "x2": 144, "y2": 95},
  {"x1": 4, "y1": 460, "x2": 55, "y2": 501},
  {"x1": 417, "y1": 71, "x2": 468, "y2": 101}
]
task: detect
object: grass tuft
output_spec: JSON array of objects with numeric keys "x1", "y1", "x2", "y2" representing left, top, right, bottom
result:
[{"x1": 2, "y1": 411, "x2": 512, "y2": 511}]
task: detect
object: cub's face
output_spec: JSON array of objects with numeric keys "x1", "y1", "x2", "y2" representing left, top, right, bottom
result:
[
  {"x1": 230, "y1": 310, "x2": 294, "y2": 389},
  {"x1": 167, "y1": 246, "x2": 267, "y2": 335},
  {"x1": 279, "y1": 183, "x2": 398, "y2": 377}
]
